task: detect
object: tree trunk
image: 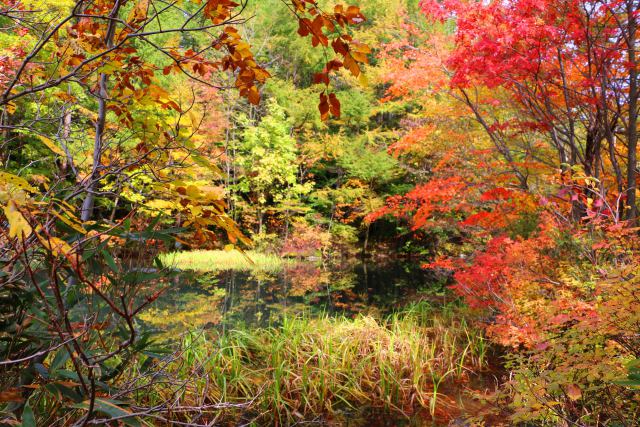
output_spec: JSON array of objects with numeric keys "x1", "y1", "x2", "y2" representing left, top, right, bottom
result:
[
  {"x1": 362, "y1": 222, "x2": 370, "y2": 256},
  {"x1": 59, "y1": 105, "x2": 73, "y2": 175},
  {"x1": 81, "y1": 74, "x2": 108, "y2": 222},
  {"x1": 80, "y1": 1, "x2": 121, "y2": 222}
]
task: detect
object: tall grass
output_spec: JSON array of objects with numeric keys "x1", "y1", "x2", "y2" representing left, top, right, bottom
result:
[
  {"x1": 129, "y1": 301, "x2": 488, "y2": 425},
  {"x1": 160, "y1": 249, "x2": 284, "y2": 272}
]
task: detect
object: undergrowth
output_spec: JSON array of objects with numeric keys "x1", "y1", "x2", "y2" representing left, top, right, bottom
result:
[{"x1": 126, "y1": 301, "x2": 489, "y2": 425}]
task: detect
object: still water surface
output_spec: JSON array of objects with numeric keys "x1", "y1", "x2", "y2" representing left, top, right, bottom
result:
[
  {"x1": 140, "y1": 259, "x2": 500, "y2": 426},
  {"x1": 143, "y1": 260, "x2": 448, "y2": 331}
]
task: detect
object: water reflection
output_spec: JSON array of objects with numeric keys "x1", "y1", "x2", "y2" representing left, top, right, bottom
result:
[{"x1": 140, "y1": 260, "x2": 442, "y2": 332}]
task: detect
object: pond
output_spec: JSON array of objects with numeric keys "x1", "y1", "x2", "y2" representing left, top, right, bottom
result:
[
  {"x1": 141, "y1": 258, "x2": 451, "y2": 332},
  {"x1": 138, "y1": 253, "x2": 502, "y2": 426}
]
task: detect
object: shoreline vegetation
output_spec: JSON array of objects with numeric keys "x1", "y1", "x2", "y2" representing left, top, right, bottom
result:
[
  {"x1": 160, "y1": 250, "x2": 286, "y2": 273},
  {"x1": 140, "y1": 251, "x2": 494, "y2": 424},
  {"x1": 140, "y1": 250, "x2": 495, "y2": 425},
  {"x1": 130, "y1": 301, "x2": 491, "y2": 426}
]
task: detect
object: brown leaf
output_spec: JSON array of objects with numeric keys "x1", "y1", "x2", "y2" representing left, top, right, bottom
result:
[
  {"x1": 319, "y1": 92, "x2": 330, "y2": 121},
  {"x1": 566, "y1": 383, "x2": 582, "y2": 401},
  {"x1": 332, "y1": 37, "x2": 349, "y2": 56},
  {"x1": 314, "y1": 72, "x2": 330, "y2": 85},
  {"x1": 0, "y1": 389, "x2": 24, "y2": 403},
  {"x1": 328, "y1": 92, "x2": 341, "y2": 118},
  {"x1": 297, "y1": 18, "x2": 311, "y2": 37}
]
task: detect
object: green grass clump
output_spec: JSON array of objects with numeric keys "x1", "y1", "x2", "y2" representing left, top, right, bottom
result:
[
  {"x1": 129, "y1": 302, "x2": 488, "y2": 425},
  {"x1": 160, "y1": 250, "x2": 284, "y2": 272}
]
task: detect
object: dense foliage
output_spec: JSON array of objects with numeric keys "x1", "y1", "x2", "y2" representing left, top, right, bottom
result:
[{"x1": 1, "y1": 0, "x2": 639, "y2": 425}]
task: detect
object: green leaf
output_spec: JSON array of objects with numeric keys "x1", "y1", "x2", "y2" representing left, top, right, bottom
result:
[
  {"x1": 44, "y1": 382, "x2": 82, "y2": 402},
  {"x1": 153, "y1": 257, "x2": 164, "y2": 269},
  {"x1": 192, "y1": 153, "x2": 222, "y2": 176},
  {"x1": 20, "y1": 403, "x2": 36, "y2": 427},
  {"x1": 101, "y1": 249, "x2": 119, "y2": 273},
  {"x1": 615, "y1": 359, "x2": 640, "y2": 387},
  {"x1": 72, "y1": 399, "x2": 141, "y2": 427},
  {"x1": 49, "y1": 347, "x2": 69, "y2": 372}
]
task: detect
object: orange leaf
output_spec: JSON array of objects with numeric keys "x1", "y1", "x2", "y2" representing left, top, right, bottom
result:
[
  {"x1": 566, "y1": 384, "x2": 582, "y2": 401},
  {"x1": 248, "y1": 86, "x2": 260, "y2": 105}
]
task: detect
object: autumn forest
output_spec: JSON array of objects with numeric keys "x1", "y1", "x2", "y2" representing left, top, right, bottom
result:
[{"x1": 1, "y1": 0, "x2": 640, "y2": 425}]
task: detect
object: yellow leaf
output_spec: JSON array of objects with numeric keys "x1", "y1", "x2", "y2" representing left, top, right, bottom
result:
[
  {"x1": 0, "y1": 171, "x2": 36, "y2": 193},
  {"x1": 351, "y1": 51, "x2": 368, "y2": 63},
  {"x1": 53, "y1": 92, "x2": 77, "y2": 103},
  {"x1": 4, "y1": 202, "x2": 32, "y2": 239},
  {"x1": 358, "y1": 72, "x2": 368, "y2": 87},
  {"x1": 187, "y1": 111, "x2": 199, "y2": 127},
  {"x1": 38, "y1": 135, "x2": 66, "y2": 156},
  {"x1": 37, "y1": 235, "x2": 73, "y2": 257},
  {"x1": 191, "y1": 154, "x2": 222, "y2": 176},
  {"x1": 76, "y1": 105, "x2": 98, "y2": 122},
  {"x1": 52, "y1": 210, "x2": 86, "y2": 234},
  {"x1": 186, "y1": 185, "x2": 200, "y2": 199}
]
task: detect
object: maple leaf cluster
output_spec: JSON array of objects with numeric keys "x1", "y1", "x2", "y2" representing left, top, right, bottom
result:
[{"x1": 291, "y1": 0, "x2": 370, "y2": 120}]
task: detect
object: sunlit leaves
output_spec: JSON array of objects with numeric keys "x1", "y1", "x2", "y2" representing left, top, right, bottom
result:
[
  {"x1": 0, "y1": 171, "x2": 36, "y2": 194},
  {"x1": 287, "y1": 1, "x2": 369, "y2": 120},
  {"x1": 37, "y1": 135, "x2": 66, "y2": 156},
  {"x1": 4, "y1": 201, "x2": 32, "y2": 239},
  {"x1": 127, "y1": 0, "x2": 150, "y2": 26}
]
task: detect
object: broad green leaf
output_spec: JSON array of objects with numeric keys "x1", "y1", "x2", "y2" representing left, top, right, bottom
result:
[
  {"x1": 20, "y1": 403, "x2": 35, "y2": 427},
  {"x1": 72, "y1": 399, "x2": 141, "y2": 427}
]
